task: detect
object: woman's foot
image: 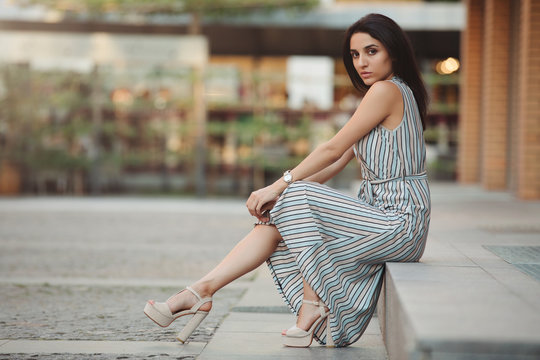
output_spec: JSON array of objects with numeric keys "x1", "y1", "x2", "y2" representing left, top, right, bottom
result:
[
  {"x1": 144, "y1": 285, "x2": 213, "y2": 328},
  {"x1": 282, "y1": 299, "x2": 331, "y2": 347},
  {"x1": 144, "y1": 285, "x2": 214, "y2": 343},
  {"x1": 281, "y1": 299, "x2": 329, "y2": 335},
  {"x1": 161, "y1": 284, "x2": 213, "y2": 314}
]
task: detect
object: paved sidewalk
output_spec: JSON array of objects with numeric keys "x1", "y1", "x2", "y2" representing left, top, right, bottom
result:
[
  {"x1": 0, "y1": 197, "x2": 253, "y2": 359},
  {"x1": 198, "y1": 265, "x2": 388, "y2": 360}
]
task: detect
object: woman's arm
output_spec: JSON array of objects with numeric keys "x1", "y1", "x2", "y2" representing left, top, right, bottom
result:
[
  {"x1": 304, "y1": 147, "x2": 356, "y2": 184},
  {"x1": 247, "y1": 80, "x2": 401, "y2": 219}
]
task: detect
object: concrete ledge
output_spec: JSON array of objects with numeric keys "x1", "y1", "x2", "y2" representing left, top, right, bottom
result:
[
  {"x1": 378, "y1": 262, "x2": 540, "y2": 360},
  {"x1": 376, "y1": 184, "x2": 540, "y2": 360}
]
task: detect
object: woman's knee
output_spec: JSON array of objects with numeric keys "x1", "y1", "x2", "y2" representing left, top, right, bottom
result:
[{"x1": 254, "y1": 224, "x2": 281, "y2": 244}]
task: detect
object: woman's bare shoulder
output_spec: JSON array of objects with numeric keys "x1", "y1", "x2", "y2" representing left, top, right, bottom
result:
[
  {"x1": 366, "y1": 79, "x2": 401, "y2": 98},
  {"x1": 361, "y1": 79, "x2": 401, "y2": 108}
]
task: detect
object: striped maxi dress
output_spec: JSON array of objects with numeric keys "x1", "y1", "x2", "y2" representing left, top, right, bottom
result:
[{"x1": 258, "y1": 76, "x2": 431, "y2": 347}]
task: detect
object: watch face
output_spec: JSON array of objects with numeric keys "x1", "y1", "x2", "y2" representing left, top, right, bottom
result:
[{"x1": 284, "y1": 173, "x2": 292, "y2": 182}]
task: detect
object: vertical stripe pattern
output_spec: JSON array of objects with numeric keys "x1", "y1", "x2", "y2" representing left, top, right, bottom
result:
[{"x1": 259, "y1": 76, "x2": 431, "y2": 347}]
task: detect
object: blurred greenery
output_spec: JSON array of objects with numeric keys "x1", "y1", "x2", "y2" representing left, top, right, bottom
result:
[
  {"x1": 427, "y1": 156, "x2": 456, "y2": 181},
  {"x1": 1, "y1": 68, "x2": 77, "y2": 174},
  {"x1": 423, "y1": 127, "x2": 439, "y2": 144},
  {"x1": 0, "y1": 62, "x2": 315, "y2": 194},
  {"x1": 12, "y1": 0, "x2": 318, "y2": 17}
]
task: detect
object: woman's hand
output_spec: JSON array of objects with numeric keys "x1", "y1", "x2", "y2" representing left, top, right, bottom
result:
[{"x1": 246, "y1": 181, "x2": 286, "y2": 222}]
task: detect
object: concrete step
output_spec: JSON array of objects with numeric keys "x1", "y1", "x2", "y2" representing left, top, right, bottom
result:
[
  {"x1": 378, "y1": 257, "x2": 540, "y2": 359},
  {"x1": 376, "y1": 184, "x2": 540, "y2": 360}
]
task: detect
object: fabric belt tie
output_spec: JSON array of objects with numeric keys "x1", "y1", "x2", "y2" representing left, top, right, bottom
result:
[{"x1": 359, "y1": 171, "x2": 427, "y2": 204}]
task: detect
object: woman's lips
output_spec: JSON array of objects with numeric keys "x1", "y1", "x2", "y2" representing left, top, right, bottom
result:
[{"x1": 360, "y1": 72, "x2": 372, "y2": 78}]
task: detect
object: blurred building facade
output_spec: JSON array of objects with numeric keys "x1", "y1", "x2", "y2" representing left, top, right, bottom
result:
[
  {"x1": 459, "y1": 0, "x2": 540, "y2": 199},
  {"x1": 0, "y1": 0, "x2": 464, "y2": 196}
]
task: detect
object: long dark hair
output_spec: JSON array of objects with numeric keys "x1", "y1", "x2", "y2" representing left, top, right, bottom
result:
[{"x1": 342, "y1": 13, "x2": 428, "y2": 130}]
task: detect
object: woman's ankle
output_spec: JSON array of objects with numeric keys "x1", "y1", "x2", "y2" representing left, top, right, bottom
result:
[
  {"x1": 167, "y1": 284, "x2": 213, "y2": 314},
  {"x1": 190, "y1": 280, "x2": 214, "y2": 299}
]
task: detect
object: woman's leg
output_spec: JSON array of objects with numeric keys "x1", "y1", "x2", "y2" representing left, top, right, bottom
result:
[
  {"x1": 165, "y1": 225, "x2": 282, "y2": 313},
  {"x1": 161, "y1": 223, "x2": 326, "y2": 334},
  {"x1": 301, "y1": 278, "x2": 320, "y2": 302},
  {"x1": 298, "y1": 279, "x2": 327, "y2": 328}
]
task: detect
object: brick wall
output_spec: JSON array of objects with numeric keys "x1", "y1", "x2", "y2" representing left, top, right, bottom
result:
[
  {"x1": 480, "y1": 0, "x2": 511, "y2": 190},
  {"x1": 458, "y1": 0, "x2": 540, "y2": 199},
  {"x1": 458, "y1": 0, "x2": 484, "y2": 183},
  {"x1": 516, "y1": 0, "x2": 540, "y2": 199},
  {"x1": 507, "y1": 0, "x2": 522, "y2": 194}
]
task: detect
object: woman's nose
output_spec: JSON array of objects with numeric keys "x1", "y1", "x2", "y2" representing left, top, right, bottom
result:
[{"x1": 356, "y1": 54, "x2": 367, "y2": 68}]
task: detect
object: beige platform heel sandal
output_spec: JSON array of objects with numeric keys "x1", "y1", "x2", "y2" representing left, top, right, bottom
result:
[
  {"x1": 144, "y1": 286, "x2": 212, "y2": 343},
  {"x1": 283, "y1": 299, "x2": 334, "y2": 347}
]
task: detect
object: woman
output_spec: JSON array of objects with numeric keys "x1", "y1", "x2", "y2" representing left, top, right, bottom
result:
[{"x1": 144, "y1": 13, "x2": 430, "y2": 348}]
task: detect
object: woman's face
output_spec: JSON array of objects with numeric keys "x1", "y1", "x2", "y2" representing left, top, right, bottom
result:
[{"x1": 349, "y1": 32, "x2": 394, "y2": 86}]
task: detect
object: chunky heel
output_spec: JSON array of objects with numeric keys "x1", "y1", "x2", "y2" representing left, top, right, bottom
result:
[
  {"x1": 176, "y1": 311, "x2": 209, "y2": 343},
  {"x1": 326, "y1": 319, "x2": 335, "y2": 348}
]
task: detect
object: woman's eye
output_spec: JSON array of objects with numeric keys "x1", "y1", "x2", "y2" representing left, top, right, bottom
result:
[
  {"x1": 351, "y1": 52, "x2": 359, "y2": 58},
  {"x1": 367, "y1": 48, "x2": 377, "y2": 55}
]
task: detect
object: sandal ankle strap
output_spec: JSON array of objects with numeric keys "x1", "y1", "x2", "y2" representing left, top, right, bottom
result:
[
  {"x1": 302, "y1": 299, "x2": 329, "y2": 317},
  {"x1": 186, "y1": 286, "x2": 202, "y2": 302}
]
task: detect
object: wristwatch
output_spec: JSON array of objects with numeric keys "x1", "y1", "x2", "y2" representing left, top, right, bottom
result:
[{"x1": 283, "y1": 170, "x2": 293, "y2": 185}]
